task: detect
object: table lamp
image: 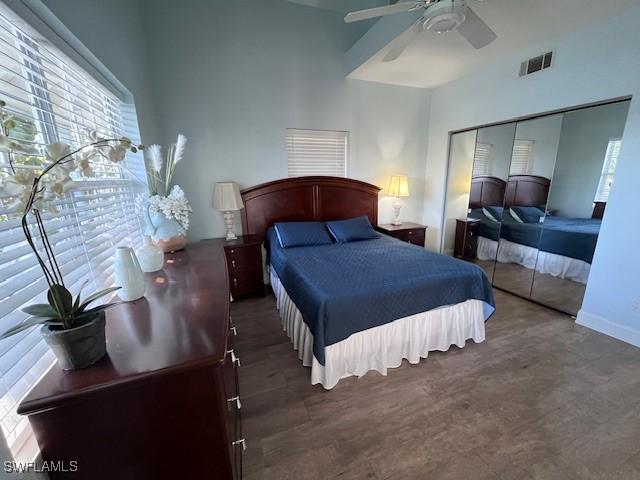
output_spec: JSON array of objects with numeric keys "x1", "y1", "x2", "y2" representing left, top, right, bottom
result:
[
  {"x1": 387, "y1": 175, "x2": 409, "y2": 226},
  {"x1": 213, "y1": 182, "x2": 244, "y2": 240}
]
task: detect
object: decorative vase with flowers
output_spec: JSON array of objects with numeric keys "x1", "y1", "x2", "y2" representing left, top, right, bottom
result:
[
  {"x1": 136, "y1": 135, "x2": 192, "y2": 253},
  {"x1": 0, "y1": 98, "x2": 144, "y2": 370}
]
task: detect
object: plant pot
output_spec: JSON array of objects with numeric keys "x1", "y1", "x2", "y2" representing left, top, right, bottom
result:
[
  {"x1": 140, "y1": 199, "x2": 188, "y2": 253},
  {"x1": 154, "y1": 234, "x2": 187, "y2": 253},
  {"x1": 41, "y1": 312, "x2": 106, "y2": 370}
]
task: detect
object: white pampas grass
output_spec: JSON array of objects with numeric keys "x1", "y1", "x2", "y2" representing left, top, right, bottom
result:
[
  {"x1": 173, "y1": 134, "x2": 187, "y2": 165},
  {"x1": 146, "y1": 144, "x2": 163, "y2": 173}
]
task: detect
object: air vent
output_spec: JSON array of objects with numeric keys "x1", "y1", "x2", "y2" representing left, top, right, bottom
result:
[{"x1": 519, "y1": 51, "x2": 553, "y2": 77}]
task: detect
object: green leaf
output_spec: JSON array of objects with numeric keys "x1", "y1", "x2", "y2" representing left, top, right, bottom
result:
[
  {"x1": 47, "y1": 284, "x2": 73, "y2": 317},
  {"x1": 77, "y1": 286, "x2": 121, "y2": 313},
  {"x1": 73, "y1": 302, "x2": 121, "y2": 325},
  {"x1": 21, "y1": 303, "x2": 59, "y2": 318},
  {"x1": 0, "y1": 317, "x2": 62, "y2": 339},
  {"x1": 73, "y1": 279, "x2": 90, "y2": 313}
]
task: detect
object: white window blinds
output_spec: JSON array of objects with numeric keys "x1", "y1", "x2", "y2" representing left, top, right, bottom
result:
[
  {"x1": 472, "y1": 142, "x2": 492, "y2": 177},
  {"x1": 510, "y1": 140, "x2": 534, "y2": 175},
  {"x1": 286, "y1": 129, "x2": 348, "y2": 177},
  {"x1": 594, "y1": 138, "x2": 621, "y2": 203},
  {"x1": 0, "y1": 4, "x2": 145, "y2": 460}
]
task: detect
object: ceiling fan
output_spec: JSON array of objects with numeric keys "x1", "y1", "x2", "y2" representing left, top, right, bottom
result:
[{"x1": 344, "y1": 0, "x2": 497, "y2": 62}]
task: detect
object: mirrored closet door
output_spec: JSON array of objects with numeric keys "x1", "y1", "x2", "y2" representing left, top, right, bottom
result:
[
  {"x1": 443, "y1": 99, "x2": 631, "y2": 316},
  {"x1": 492, "y1": 114, "x2": 563, "y2": 299},
  {"x1": 529, "y1": 101, "x2": 630, "y2": 314}
]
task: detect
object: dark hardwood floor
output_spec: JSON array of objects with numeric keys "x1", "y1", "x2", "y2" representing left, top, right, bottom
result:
[{"x1": 232, "y1": 289, "x2": 640, "y2": 480}]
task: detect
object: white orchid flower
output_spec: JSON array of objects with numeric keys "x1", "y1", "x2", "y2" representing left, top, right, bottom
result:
[
  {"x1": 108, "y1": 145, "x2": 127, "y2": 163},
  {"x1": 0, "y1": 133, "x2": 38, "y2": 154},
  {"x1": 46, "y1": 142, "x2": 71, "y2": 163}
]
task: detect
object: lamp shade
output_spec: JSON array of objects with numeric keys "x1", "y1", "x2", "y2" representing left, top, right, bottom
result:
[
  {"x1": 387, "y1": 175, "x2": 410, "y2": 197},
  {"x1": 213, "y1": 182, "x2": 244, "y2": 211}
]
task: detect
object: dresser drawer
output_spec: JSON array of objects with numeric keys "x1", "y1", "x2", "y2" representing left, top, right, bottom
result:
[
  {"x1": 225, "y1": 244, "x2": 261, "y2": 272},
  {"x1": 396, "y1": 229, "x2": 425, "y2": 246},
  {"x1": 230, "y1": 268, "x2": 263, "y2": 296}
]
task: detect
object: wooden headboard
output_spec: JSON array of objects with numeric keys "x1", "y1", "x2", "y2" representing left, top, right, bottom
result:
[
  {"x1": 469, "y1": 176, "x2": 507, "y2": 209},
  {"x1": 504, "y1": 175, "x2": 551, "y2": 207},
  {"x1": 240, "y1": 176, "x2": 381, "y2": 240}
]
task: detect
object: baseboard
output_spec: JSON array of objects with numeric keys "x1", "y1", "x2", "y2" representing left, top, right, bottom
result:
[{"x1": 576, "y1": 310, "x2": 640, "y2": 348}]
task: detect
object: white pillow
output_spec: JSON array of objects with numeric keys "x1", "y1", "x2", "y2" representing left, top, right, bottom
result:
[
  {"x1": 482, "y1": 207, "x2": 498, "y2": 222},
  {"x1": 509, "y1": 208, "x2": 524, "y2": 223}
]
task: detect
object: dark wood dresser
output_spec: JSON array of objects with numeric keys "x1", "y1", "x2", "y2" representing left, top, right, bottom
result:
[
  {"x1": 375, "y1": 222, "x2": 427, "y2": 247},
  {"x1": 18, "y1": 241, "x2": 243, "y2": 479}
]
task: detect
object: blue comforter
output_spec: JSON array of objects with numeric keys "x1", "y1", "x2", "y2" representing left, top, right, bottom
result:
[
  {"x1": 267, "y1": 228, "x2": 495, "y2": 365},
  {"x1": 499, "y1": 215, "x2": 600, "y2": 263}
]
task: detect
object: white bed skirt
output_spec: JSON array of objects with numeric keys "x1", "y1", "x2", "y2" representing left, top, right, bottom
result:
[
  {"x1": 270, "y1": 269, "x2": 486, "y2": 389},
  {"x1": 477, "y1": 236, "x2": 590, "y2": 284}
]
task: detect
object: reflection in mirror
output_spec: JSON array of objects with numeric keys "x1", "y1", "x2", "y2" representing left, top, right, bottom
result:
[
  {"x1": 492, "y1": 114, "x2": 563, "y2": 298},
  {"x1": 530, "y1": 100, "x2": 630, "y2": 314},
  {"x1": 463, "y1": 123, "x2": 516, "y2": 280},
  {"x1": 442, "y1": 130, "x2": 477, "y2": 257}
]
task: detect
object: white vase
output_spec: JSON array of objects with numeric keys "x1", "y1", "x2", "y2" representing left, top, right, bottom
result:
[
  {"x1": 114, "y1": 246, "x2": 145, "y2": 301},
  {"x1": 136, "y1": 236, "x2": 164, "y2": 273}
]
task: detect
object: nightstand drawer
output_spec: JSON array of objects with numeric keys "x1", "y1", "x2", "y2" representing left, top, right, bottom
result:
[
  {"x1": 225, "y1": 244, "x2": 261, "y2": 272},
  {"x1": 229, "y1": 268, "x2": 263, "y2": 296},
  {"x1": 393, "y1": 230, "x2": 425, "y2": 246}
]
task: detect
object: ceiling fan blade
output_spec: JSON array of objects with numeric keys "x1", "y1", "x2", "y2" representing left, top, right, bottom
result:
[
  {"x1": 344, "y1": 1, "x2": 419, "y2": 23},
  {"x1": 382, "y1": 21, "x2": 423, "y2": 62},
  {"x1": 457, "y1": 6, "x2": 496, "y2": 49}
]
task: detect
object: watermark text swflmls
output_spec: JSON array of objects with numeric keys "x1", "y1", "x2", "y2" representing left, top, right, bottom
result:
[{"x1": 4, "y1": 460, "x2": 78, "y2": 473}]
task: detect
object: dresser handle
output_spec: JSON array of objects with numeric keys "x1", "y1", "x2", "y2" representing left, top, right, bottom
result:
[
  {"x1": 233, "y1": 438, "x2": 247, "y2": 451},
  {"x1": 230, "y1": 326, "x2": 237, "y2": 336},
  {"x1": 233, "y1": 278, "x2": 238, "y2": 287},
  {"x1": 408, "y1": 231, "x2": 413, "y2": 235},
  {"x1": 227, "y1": 396, "x2": 242, "y2": 410},
  {"x1": 226, "y1": 349, "x2": 237, "y2": 363},
  {"x1": 230, "y1": 249, "x2": 235, "y2": 254},
  {"x1": 234, "y1": 355, "x2": 241, "y2": 367},
  {"x1": 231, "y1": 259, "x2": 236, "y2": 268}
]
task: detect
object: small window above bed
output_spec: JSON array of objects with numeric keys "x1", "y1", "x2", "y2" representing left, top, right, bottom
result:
[
  {"x1": 510, "y1": 139, "x2": 534, "y2": 175},
  {"x1": 286, "y1": 129, "x2": 348, "y2": 177},
  {"x1": 594, "y1": 138, "x2": 621, "y2": 202},
  {"x1": 472, "y1": 142, "x2": 492, "y2": 176}
]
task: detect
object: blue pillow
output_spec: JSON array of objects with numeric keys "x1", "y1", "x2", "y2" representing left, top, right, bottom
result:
[
  {"x1": 325, "y1": 216, "x2": 378, "y2": 243},
  {"x1": 510, "y1": 206, "x2": 546, "y2": 223},
  {"x1": 273, "y1": 221, "x2": 333, "y2": 248},
  {"x1": 482, "y1": 206, "x2": 504, "y2": 222}
]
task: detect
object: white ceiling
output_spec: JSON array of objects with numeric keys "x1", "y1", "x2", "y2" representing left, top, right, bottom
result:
[{"x1": 348, "y1": 0, "x2": 640, "y2": 88}]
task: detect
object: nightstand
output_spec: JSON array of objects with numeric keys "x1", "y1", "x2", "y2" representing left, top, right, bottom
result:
[
  {"x1": 210, "y1": 235, "x2": 265, "y2": 298},
  {"x1": 375, "y1": 222, "x2": 427, "y2": 247},
  {"x1": 454, "y1": 219, "x2": 480, "y2": 259}
]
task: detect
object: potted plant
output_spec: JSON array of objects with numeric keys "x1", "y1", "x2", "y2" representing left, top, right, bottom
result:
[
  {"x1": 0, "y1": 98, "x2": 144, "y2": 369},
  {"x1": 1, "y1": 283, "x2": 121, "y2": 370},
  {"x1": 137, "y1": 135, "x2": 192, "y2": 252}
]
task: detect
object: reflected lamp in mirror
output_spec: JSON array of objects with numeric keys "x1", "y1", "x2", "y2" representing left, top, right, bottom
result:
[
  {"x1": 387, "y1": 175, "x2": 410, "y2": 226},
  {"x1": 213, "y1": 182, "x2": 244, "y2": 241}
]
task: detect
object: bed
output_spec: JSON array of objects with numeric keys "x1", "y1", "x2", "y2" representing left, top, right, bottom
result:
[
  {"x1": 240, "y1": 177, "x2": 495, "y2": 389},
  {"x1": 470, "y1": 175, "x2": 600, "y2": 284}
]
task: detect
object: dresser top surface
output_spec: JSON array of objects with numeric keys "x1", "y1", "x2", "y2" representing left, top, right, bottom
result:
[
  {"x1": 376, "y1": 222, "x2": 426, "y2": 232},
  {"x1": 19, "y1": 241, "x2": 229, "y2": 415}
]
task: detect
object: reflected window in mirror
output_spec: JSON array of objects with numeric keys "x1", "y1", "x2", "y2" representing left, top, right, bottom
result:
[
  {"x1": 594, "y1": 137, "x2": 621, "y2": 203},
  {"x1": 472, "y1": 142, "x2": 492, "y2": 176},
  {"x1": 509, "y1": 139, "x2": 534, "y2": 175}
]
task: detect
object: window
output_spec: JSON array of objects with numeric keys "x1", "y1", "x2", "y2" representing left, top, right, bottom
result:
[
  {"x1": 594, "y1": 138, "x2": 621, "y2": 203},
  {"x1": 286, "y1": 129, "x2": 347, "y2": 177},
  {"x1": 0, "y1": 5, "x2": 145, "y2": 461},
  {"x1": 510, "y1": 139, "x2": 534, "y2": 175},
  {"x1": 472, "y1": 142, "x2": 492, "y2": 177}
]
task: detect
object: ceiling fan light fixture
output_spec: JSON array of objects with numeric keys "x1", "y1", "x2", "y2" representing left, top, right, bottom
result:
[{"x1": 423, "y1": 11, "x2": 466, "y2": 33}]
